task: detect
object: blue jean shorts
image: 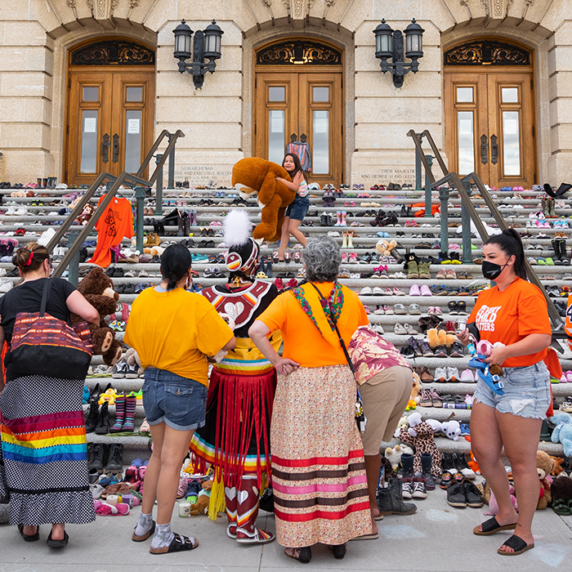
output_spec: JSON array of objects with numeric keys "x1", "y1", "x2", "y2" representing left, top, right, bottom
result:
[
  {"x1": 473, "y1": 361, "x2": 550, "y2": 419},
  {"x1": 285, "y1": 194, "x2": 310, "y2": 221},
  {"x1": 142, "y1": 368, "x2": 208, "y2": 431}
]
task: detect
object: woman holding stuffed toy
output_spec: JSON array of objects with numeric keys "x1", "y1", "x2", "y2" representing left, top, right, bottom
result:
[
  {"x1": 0, "y1": 244, "x2": 100, "y2": 549},
  {"x1": 190, "y1": 210, "x2": 282, "y2": 545},
  {"x1": 275, "y1": 153, "x2": 309, "y2": 263},
  {"x1": 457, "y1": 229, "x2": 552, "y2": 556}
]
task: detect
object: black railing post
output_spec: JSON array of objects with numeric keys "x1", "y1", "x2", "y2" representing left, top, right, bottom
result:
[
  {"x1": 168, "y1": 134, "x2": 175, "y2": 189},
  {"x1": 135, "y1": 186, "x2": 146, "y2": 253},
  {"x1": 461, "y1": 179, "x2": 473, "y2": 264},
  {"x1": 424, "y1": 155, "x2": 434, "y2": 219},
  {"x1": 155, "y1": 153, "x2": 164, "y2": 216},
  {"x1": 439, "y1": 187, "x2": 450, "y2": 254},
  {"x1": 415, "y1": 132, "x2": 425, "y2": 191},
  {"x1": 68, "y1": 230, "x2": 80, "y2": 286}
]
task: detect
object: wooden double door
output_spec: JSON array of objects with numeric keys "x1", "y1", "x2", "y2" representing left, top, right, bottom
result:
[
  {"x1": 254, "y1": 72, "x2": 343, "y2": 187},
  {"x1": 445, "y1": 69, "x2": 536, "y2": 188},
  {"x1": 65, "y1": 69, "x2": 155, "y2": 186}
]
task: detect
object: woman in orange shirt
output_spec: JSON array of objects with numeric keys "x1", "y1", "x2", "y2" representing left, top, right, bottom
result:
[
  {"x1": 249, "y1": 237, "x2": 372, "y2": 564},
  {"x1": 457, "y1": 229, "x2": 551, "y2": 557}
]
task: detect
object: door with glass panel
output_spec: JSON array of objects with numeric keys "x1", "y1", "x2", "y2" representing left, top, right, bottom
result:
[
  {"x1": 66, "y1": 71, "x2": 155, "y2": 186},
  {"x1": 445, "y1": 71, "x2": 536, "y2": 188},
  {"x1": 254, "y1": 72, "x2": 343, "y2": 186}
]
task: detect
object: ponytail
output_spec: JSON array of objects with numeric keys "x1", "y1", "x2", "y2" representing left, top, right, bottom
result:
[
  {"x1": 159, "y1": 244, "x2": 192, "y2": 291},
  {"x1": 484, "y1": 228, "x2": 527, "y2": 280}
]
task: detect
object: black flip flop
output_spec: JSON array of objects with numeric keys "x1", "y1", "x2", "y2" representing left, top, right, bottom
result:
[
  {"x1": 46, "y1": 530, "x2": 69, "y2": 549},
  {"x1": 18, "y1": 524, "x2": 40, "y2": 542},
  {"x1": 150, "y1": 533, "x2": 198, "y2": 554},
  {"x1": 473, "y1": 516, "x2": 517, "y2": 536},
  {"x1": 498, "y1": 534, "x2": 534, "y2": 556}
]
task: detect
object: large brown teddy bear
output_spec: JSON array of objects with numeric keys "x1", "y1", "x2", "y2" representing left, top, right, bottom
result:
[
  {"x1": 71, "y1": 267, "x2": 122, "y2": 366},
  {"x1": 536, "y1": 450, "x2": 555, "y2": 509},
  {"x1": 231, "y1": 158, "x2": 296, "y2": 242}
]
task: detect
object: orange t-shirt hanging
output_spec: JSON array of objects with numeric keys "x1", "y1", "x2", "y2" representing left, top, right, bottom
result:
[
  {"x1": 468, "y1": 277, "x2": 551, "y2": 368},
  {"x1": 88, "y1": 196, "x2": 134, "y2": 268}
]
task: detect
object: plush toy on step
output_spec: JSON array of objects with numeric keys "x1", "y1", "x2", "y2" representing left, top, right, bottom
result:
[
  {"x1": 231, "y1": 158, "x2": 295, "y2": 242},
  {"x1": 441, "y1": 420, "x2": 461, "y2": 441},
  {"x1": 76, "y1": 204, "x2": 95, "y2": 226},
  {"x1": 427, "y1": 328, "x2": 456, "y2": 353},
  {"x1": 72, "y1": 267, "x2": 123, "y2": 366},
  {"x1": 550, "y1": 456, "x2": 565, "y2": 476},
  {"x1": 376, "y1": 238, "x2": 399, "y2": 260},
  {"x1": 395, "y1": 412, "x2": 441, "y2": 477},
  {"x1": 384, "y1": 444, "x2": 414, "y2": 471},
  {"x1": 125, "y1": 348, "x2": 143, "y2": 377},
  {"x1": 481, "y1": 481, "x2": 518, "y2": 516},
  {"x1": 536, "y1": 450, "x2": 555, "y2": 510},
  {"x1": 550, "y1": 413, "x2": 572, "y2": 457}
]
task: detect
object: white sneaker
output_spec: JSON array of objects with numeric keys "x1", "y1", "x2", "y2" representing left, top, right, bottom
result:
[
  {"x1": 447, "y1": 367, "x2": 459, "y2": 382},
  {"x1": 402, "y1": 481, "x2": 413, "y2": 499},
  {"x1": 15, "y1": 207, "x2": 27, "y2": 216},
  {"x1": 435, "y1": 367, "x2": 447, "y2": 382},
  {"x1": 372, "y1": 286, "x2": 384, "y2": 295},
  {"x1": 373, "y1": 324, "x2": 385, "y2": 335},
  {"x1": 360, "y1": 287, "x2": 372, "y2": 295},
  {"x1": 412, "y1": 481, "x2": 427, "y2": 499},
  {"x1": 5, "y1": 207, "x2": 16, "y2": 215}
]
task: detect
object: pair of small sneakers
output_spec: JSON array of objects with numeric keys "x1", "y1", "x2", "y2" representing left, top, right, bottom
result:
[
  {"x1": 409, "y1": 284, "x2": 432, "y2": 296},
  {"x1": 113, "y1": 360, "x2": 138, "y2": 379},
  {"x1": 402, "y1": 480, "x2": 427, "y2": 500},
  {"x1": 434, "y1": 366, "x2": 459, "y2": 383}
]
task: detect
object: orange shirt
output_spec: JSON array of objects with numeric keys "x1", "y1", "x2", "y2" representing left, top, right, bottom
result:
[
  {"x1": 468, "y1": 277, "x2": 551, "y2": 368},
  {"x1": 257, "y1": 282, "x2": 368, "y2": 368},
  {"x1": 88, "y1": 196, "x2": 134, "y2": 268}
]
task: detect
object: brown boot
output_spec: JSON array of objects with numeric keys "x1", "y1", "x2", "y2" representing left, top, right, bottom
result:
[{"x1": 236, "y1": 474, "x2": 275, "y2": 544}]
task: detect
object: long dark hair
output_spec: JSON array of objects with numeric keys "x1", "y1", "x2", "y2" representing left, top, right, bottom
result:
[
  {"x1": 282, "y1": 153, "x2": 308, "y2": 183},
  {"x1": 484, "y1": 228, "x2": 527, "y2": 280},
  {"x1": 160, "y1": 244, "x2": 192, "y2": 290},
  {"x1": 13, "y1": 243, "x2": 50, "y2": 274}
]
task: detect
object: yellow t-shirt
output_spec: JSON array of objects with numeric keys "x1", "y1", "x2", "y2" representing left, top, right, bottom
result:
[{"x1": 124, "y1": 287, "x2": 234, "y2": 386}]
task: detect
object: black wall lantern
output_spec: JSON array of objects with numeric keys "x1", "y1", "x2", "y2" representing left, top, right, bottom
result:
[
  {"x1": 374, "y1": 18, "x2": 424, "y2": 88},
  {"x1": 173, "y1": 19, "x2": 224, "y2": 89}
]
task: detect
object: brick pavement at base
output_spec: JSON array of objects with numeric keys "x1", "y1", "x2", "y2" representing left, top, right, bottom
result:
[{"x1": 0, "y1": 486, "x2": 571, "y2": 572}]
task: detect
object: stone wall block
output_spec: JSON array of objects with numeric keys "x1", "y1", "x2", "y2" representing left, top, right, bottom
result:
[
  {"x1": 155, "y1": 122, "x2": 241, "y2": 149},
  {"x1": 156, "y1": 70, "x2": 242, "y2": 97},
  {"x1": 156, "y1": 96, "x2": 241, "y2": 123},
  {"x1": 356, "y1": 70, "x2": 442, "y2": 98},
  {"x1": 1, "y1": 72, "x2": 53, "y2": 99}
]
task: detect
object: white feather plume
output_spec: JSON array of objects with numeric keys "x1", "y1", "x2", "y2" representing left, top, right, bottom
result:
[{"x1": 223, "y1": 209, "x2": 251, "y2": 247}]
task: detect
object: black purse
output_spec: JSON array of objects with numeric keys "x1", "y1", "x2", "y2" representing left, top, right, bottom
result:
[{"x1": 309, "y1": 283, "x2": 366, "y2": 432}]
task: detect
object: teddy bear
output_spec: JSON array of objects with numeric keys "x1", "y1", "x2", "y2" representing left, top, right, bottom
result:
[
  {"x1": 550, "y1": 413, "x2": 572, "y2": 457},
  {"x1": 384, "y1": 444, "x2": 414, "y2": 471},
  {"x1": 125, "y1": 348, "x2": 143, "y2": 377},
  {"x1": 376, "y1": 238, "x2": 398, "y2": 258},
  {"x1": 72, "y1": 267, "x2": 122, "y2": 366},
  {"x1": 536, "y1": 450, "x2": 555, "y2": 510},
  {"x1": 441, "y1": 420, "x2": 461, "y2": 441},
  {"x1": 190, "y1": 480, "x2": 213, "y2": 516},
  {"x1": 395, "y1": 412, "x2": 441, "y2": 477},
  {"x1": 231, "y1": 157, "x2": 296, "y2": 242},
  {"x1": 427, "y1": 328, "x2": 456, "y2": 353},
  {"x1": 76, "y1": 204, "x2": 95, "y2": 226}
]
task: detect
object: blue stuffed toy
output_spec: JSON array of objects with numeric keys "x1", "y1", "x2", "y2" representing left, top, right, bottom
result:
[{"x1": 550, "y1": 414, "x2": 572, "y2": 457}]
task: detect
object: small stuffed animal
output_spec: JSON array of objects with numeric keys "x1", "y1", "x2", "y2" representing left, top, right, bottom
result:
[
  {"x1": 190, "y1": 480, "x2": 213, "y2": 516},
  {"x1": 550, "y1": 414, "x2": 572, "y2": 457},
  {"x1": 72, "y1": 267, "x2": 122, "y2": 366},
  {"x1": 376, "y1": 238, "x2": 398, "y2": 257},
  {"x1": 76, "y1": 204, "x2": 95, "y2": 226},
  {"x1": 396, "y1": 412, "x2": 441, "y2": 477},
  {"x1": 551, "y1": 474, "x2": 572, "y2": 503},
  {"x1": 125, "y1": 348, "x2": 143, "y2": 377},
  {"x1": 411, "y1": 371, "x2": 422, "y2": 399},
  {"x1": 487, "y1": 484, "x2": 518, "y2": 516},
  {"x1": 536, "y1": 450, "x2": 555, "y2": 510},
  {"x1": 384, "y1": 444, "x2": 414, "y2": 470},
  {"x1": 231, "y1": 158, "x2": 295, "y2": 242},
  {"x1": 550, "y1": 456, "x2": 565, "y2": 476},
  {"x1": 442, "y1": 420, "x2": 461, "y2": 441},
  {"x1": 426, "y1": 419, "x2": 444, "y2": 435}
]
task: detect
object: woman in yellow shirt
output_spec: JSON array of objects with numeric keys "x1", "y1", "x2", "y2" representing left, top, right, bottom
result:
[
  {"x1": 124, "y1": 244, "x2": 235, "y2": 555},
  {"x1": 249, "y1": 237, "x2": 372, "y2": 564}
]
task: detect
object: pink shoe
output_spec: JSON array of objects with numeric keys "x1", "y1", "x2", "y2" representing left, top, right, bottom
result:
[
  {"x1": 94, "y1": 500, "x2": 130, "y2": 516},
  {"x1": 560, "y1": 374, "x2": 567, "y2": 383},
  {"x1": 349, "y1": 252, "x2": 358, "y2": 264},
  {"x1": 393, "y1": 288, "x2": 405, "y2": 296},
  {"x1": 384, "y1": 288, "x2": 394, "y2": 296},
  {"x1": 420, "y1": 285, "x2": 432, "y2": 296},
  {"x1": 177, "y1": 476, "x2": 189, "y2": 498},
  {"x1": 566, "y1": 370, "x2": 572, "y2": 383},
  {"x1": 409, "y1": 284, "x2": 420, "y2": 296},
  {"x1": 460, "y1": 369, "x2": 475, "y2": 383}
]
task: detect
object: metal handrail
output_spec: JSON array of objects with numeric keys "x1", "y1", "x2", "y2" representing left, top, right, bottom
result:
[
  {"x1": 47, "y1": 129, "x2": 185, "y2": 280},
  {"x1": 406, "y1": 130, "x2": 562, "y2": 327}
]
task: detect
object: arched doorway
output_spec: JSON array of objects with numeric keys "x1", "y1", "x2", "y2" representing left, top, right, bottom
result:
[
  {"x1": 444, "y1": 39, "x2": 537, "y2": 188},
  {"x1": 253, "y1": 39, "x2": 344, "y2": 187},
  {"x1": 64, "y1": 38, "x2": 156, "y2": 186}
]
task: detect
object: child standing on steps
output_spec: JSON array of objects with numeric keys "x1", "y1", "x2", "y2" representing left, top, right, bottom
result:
[{"x1": 275, "y1": 153, "x2": 309, "y2": 262}]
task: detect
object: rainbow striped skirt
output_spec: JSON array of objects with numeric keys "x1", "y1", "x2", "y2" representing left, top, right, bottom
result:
[{"x1": 0, "y1": 375, "x2": 95, "y2": 526}]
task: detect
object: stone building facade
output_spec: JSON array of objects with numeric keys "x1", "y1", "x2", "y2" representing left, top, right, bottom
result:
[{"x1": 0, "y1": 0, "x2": 570, "y2": 189}]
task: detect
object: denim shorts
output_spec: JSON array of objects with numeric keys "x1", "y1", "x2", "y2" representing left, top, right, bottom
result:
[
  {"x1": 142, "y1": 368, "x2": 208, "y2": 431},
  {"x1": 285, "y1": 194, "x2": 310, "y2": 221},
  {"x1": 473, "y1": 361, "x2": 550, "y2": 419}
]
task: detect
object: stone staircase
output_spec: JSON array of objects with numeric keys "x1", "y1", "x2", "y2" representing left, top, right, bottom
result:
[{"x1": 0, "y1": 183, "x2": 571, "y2": 469}]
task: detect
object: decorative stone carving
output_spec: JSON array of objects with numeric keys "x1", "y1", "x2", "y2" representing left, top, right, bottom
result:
[
  {"x1": 257, "y1": 39, "x2": 342, "y2": 65},
  {"x1": 479, "y1": 0, "x2": 515, "y2": 16},
  {"x1": 67, "y1": 0, "x2": 77, "y2": 7},
  {"x1": 444, "y1": 39, "x2": 530, "y2": 66},
  {"x1": 71, "y1": 40, "x2": 155, "y2": 65},
  {"x1": 130, "y1": 0, "x2": 140, "y2": 7}
]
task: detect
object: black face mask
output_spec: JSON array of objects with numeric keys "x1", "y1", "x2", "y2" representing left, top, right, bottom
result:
[{"x1": 482, "y1": 260, "x2": 509, "y2": 280}]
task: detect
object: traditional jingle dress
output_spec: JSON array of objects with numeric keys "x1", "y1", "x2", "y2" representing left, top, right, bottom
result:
[
  {"x1": 190, "y1": 280, "x2": 281, "y2": 540},
  {"x1": 257, "y1": 282, "x2": 372, "y2": 547}
]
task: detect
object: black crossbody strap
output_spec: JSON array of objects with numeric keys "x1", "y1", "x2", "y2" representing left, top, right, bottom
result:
[
  {"x1": 309, "y1": 283, "x2": 356, "y2": 376},
  {"x1": 39, "y1": 279, "x2": 52, "y2": 318}
]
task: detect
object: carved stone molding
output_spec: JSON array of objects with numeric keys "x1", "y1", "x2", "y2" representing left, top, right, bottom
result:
[
  {"x1": 444, "y1": 39, "x2": 530, "y2": 66},
  {"x1": 479, "y1": 0, "x2": 515, "y2": 17},
  {"x1": 71, "y1": 39, "x2": 155, "y2": 65},
  {"x1": 256, "y1": 39, "x2": 342, "y2": 65}
]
